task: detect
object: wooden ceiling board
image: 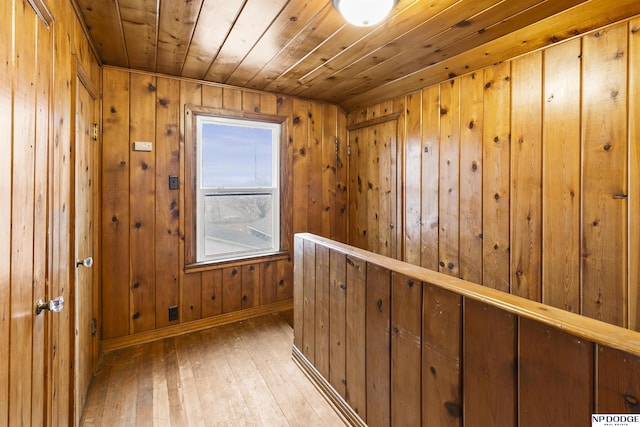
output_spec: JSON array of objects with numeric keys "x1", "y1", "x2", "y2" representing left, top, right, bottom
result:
[
  {"x1": 224, "y1": 0, "x2": 331, "y2": 88},
  {"x1": 299, "y1": 0, "x2": 587, "y2": 101},
  {"x1": 119, "y1": 0, "x2": 159, "y2": 71},
  {"x1": 291, "y1": 0, "x2": 491, "y2": 92},
  {"x1": 203, "y1": 0, "x2": 290, "y2": 84},
  {"x1": 180, "y1": 0, "x2": 246, "y2": 80},
  {"x1": 264, "y1": 0, "x2": 421, "y2": 95},
  {"x1": 155, "y1": 0, "x2": 204, "y2": 76},
  {"x1": 76, "y1": 0, "x2": 128, "y2": 67},
  {"x1": 75, "y1": 0, "x2": 640, "y2": 110},
  {"x1": 342, "y1": 0, "x2": 640, "y2": 110},
  {"x1": 247, "y1": 3, "x2": 346, "y2": 92}
]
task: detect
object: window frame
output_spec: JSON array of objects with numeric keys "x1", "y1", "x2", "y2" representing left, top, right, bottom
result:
[{"x1": 184, "y1": 105, "x2": 290, "y2": 267}]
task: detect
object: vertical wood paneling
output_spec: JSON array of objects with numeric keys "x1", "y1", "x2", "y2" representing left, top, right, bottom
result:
[
  {"x1": 345, "y1": 255, "x2": 366, "y2": 419},
  {"x1": 581, "y1": 24, "x2": 628, "y2": 326},
  {"x1": 404, "y1": 92, "x2": 422, "y2": 265},
  {"x1": 542, "y1": 39, "x2": 581, "y2": 313},
  {"x1": 154, "y1": 77, "x2": 180, "y2": 328},
  {"x1": 482, "y1": 62, "x2": 511, "y2": 293},
  {"x1": 293, "y1": 235, "x2": 304, "y2": 350},
  {"x1": 222, "y1": 267, "x2": 242, "y2": 314},
  {"x1": 261, "y1": 260, "x2": 277, "y2": 305},
  {"x1": 630, "y1": 18, "x2": 640, "y2": 330},
  {"x1": 241, "y1": 263, "x2": 261, "y2": 309},
  {"x1": 201, "y1": 270, "x2": 222, "y2": 318},
  {"x1": 293, "y1": 99, "x2": 309, "y2": 234},
  {"x1": 366, "y1": 126, "x2": 380, "y2": 252},
  {"x1": 422, "y1": 285, "x2": 462, "y2": 427},
  {"x1": 182, "y1": 272, "x2": 202, "y2": 322},
  {"x1": 597, "y1": 346, "x2": 640, "y2": 413},
  {"x1": 458, "y1": 72, "x2": 484, "y2": 284},
  {"x1": 52, "y1": 8, "x2": 74, "y2": 424},
  {"x1": 335, "y1": 110, "x2": 349, "y2": 243},
  {"x1": 323, "y1": 104, "x2": 337, "y2": 239},
  {"x1": 129, "y1": 73, "x2": 157, "y2": 333},
  {"x1": 10, "y1": 2, "x2": 36, "y2": 421},
  {"x1": 308, "y1": 101, "x2": 324, "y2": 235},
  {"x1": 242, "y1": 90, "x2": 260, "y2": 113},
  {"x1": 0, "y1": 0, "x2": 11, "y2": 420},
  {"x1": 349, "y1": 127, "x2": 367, "y2": 250},
  {"x1": 463, "y1": 299, "x2": 516, "y2": 426},
  {"x1": 31, "y1": 18, "x2": 50, "y2": 427},
  {"x1": 378, "y1": 120, "x2": 396, "y2": 258},
  {"x1": 391, "y1": 273, "x2": 422, "y2": 426},
  {"x1": 302, "y1": 240, "x2": 316, "y2": 362},
  {"x1": 366, "y1": 264, "x2": 391, "y2": 427},
  {"x1": 277, "y1": 95, "x2": 295, "y2": 255},
  {"x1": 276, "y1": 257, "x2": 293, "y2": 302},
  {"x1": 510, "y1": 52, "x2": 543, "y2": 301},
  {"x1": 329, "y1": 249, "x2": 347, "y2": 398},
  {"x1": 438, "y1": 79, "x2": 460, "y2": 277},
  {"x1": 314, "y1": 246, "x2": 330, "y2": 378},
  {"x1": 222, "y1": 87, "x2": 242, "y2": 110},
  {"x1": 519, "y1": 319, "x2": 593, "y2": 426},
  {"x1": 101, "y1": 70, "x2": 131, "y2": 340},
  {"x1": 421, "y1": 86, "x2": 440, "y2": 270}
]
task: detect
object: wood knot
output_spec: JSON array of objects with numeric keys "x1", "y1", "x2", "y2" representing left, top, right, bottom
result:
[
  {"x1": 468, "y1": 121, "x2": 474, "y2": 129},
  {"x1": 132, "y1": 312, "x2": 140, "y2": 320},
  {"x1": 111, "y1": 216, "x2": 118, "y2": 222},
  {"x1": 147, "y1": 83, "x2": 156, "y2": 92},
  {"x1": 135, "y1": 222, "x2": 141, "y2": 229},
  {"x1": 444, "y1": 402, "x2": 462, "y2": 418},
  {"x1": 132, "y1": 282, "x2": 140, "y2": 289}
]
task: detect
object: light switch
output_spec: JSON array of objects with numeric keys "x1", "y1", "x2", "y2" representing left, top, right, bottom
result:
[{"x1": 133, "y1": 141, "x2": 153, "y2": 152}]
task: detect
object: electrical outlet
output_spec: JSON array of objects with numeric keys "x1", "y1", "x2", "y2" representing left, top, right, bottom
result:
[
  {"x1": 168, "y1": 305, "x2": 179, "y2": 322},
  {"x1": 169, "y1": 175, "x2": 179, "y2": 190}
]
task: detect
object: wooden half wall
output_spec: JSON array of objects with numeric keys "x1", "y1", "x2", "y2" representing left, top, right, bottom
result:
[
  {"x1": 347, "y1": 17, "x2": 640, "y2": 330},
  {"x1": 293, "y1": 233, "x2": 640, "y2": 427},
  {"x1": 101, "y1": 68, "x2": 348, "y2": 344}
]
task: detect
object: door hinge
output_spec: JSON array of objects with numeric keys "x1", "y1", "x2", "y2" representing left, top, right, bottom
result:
[
  {"x1": 91, "y1": 123, "x2": 98, "y2": 141},
  {"x1": 347, "y1": 145, "x2": 352, "y2": 156},
  {"x1": 91, "y1": 318, "x2": 97, "y2": 336}
]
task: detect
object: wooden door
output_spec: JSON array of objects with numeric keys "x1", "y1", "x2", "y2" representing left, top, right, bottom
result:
[
  {"x1": 348, "y1": 119, "x2": 397, "y2": 258},
  {"x1": 72, "y1": 71, "x2": 98, "y2": 425}
]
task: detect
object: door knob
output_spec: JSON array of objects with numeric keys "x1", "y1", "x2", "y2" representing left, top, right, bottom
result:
[
  {"x1": 36, "y1": 296, "x2": 64, "y2": 315},
  {"x1": 76, "y1": 256, "x2": 93, "y2": 268}
]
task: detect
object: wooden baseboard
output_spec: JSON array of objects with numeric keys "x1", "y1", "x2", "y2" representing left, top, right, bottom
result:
[
  {"x1": 100, "y1": 300, "x2": 293, "y2": 353},
  {"x1": 292, "y1": 346, "x2": 367, "y2": 427}
]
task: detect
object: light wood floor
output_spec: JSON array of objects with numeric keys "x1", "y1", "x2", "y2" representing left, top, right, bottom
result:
[{"x1": 81, "y1": 313, "x2": 346, "y2": 426}]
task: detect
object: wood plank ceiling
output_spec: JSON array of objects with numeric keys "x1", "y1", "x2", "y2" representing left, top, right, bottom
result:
[{"x1": 75, "y1": 0, "x2": 640, "y2": 110}]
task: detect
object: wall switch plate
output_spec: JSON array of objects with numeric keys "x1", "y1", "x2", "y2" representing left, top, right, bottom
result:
[
  {"x1": 168, "y1": 306, "x2": 179, "y2": 322},
  {"x1": 133, "y1": 141, "x2": 153, "y2": 152},
  {"x1": 168, "y1": 175, "x2": 179, "y2": 190}
]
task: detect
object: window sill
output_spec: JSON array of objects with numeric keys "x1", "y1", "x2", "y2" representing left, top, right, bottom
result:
[{"x1": 184, "y1": 251, "x2": 291, "y2": 274}]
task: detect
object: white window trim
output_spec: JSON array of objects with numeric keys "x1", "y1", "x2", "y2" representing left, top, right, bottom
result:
[{"x1": 195, "y1": 115, "x2": 281, "y2": 262}]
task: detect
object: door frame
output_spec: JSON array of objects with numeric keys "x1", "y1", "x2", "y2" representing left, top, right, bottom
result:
[{"x1": 69, "y1": 57, "x2": 100, "y2": 425}]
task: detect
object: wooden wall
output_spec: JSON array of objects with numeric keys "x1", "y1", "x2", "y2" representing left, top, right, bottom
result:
[
  {"x1": 101, "y1": 68, "x2": 348, "y2": 342},
  {"x1": 294, "y1": 233, "x2": 640, "y2": 427},
  {"x1": 0, "y1": 0, "x2": 101, "y2": 425},
  {"x1": 348, "y1": 17, "x2": 640, "y2": 330}
]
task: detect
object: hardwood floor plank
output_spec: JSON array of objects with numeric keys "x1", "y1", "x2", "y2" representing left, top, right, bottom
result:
[{"x1": 82, "y1": 314, "x2": 344, "y2": 426}]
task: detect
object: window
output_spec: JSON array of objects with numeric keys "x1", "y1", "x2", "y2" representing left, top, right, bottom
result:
[{"x1": 195, "y1": 115, "x2": 281, "y2": 262}]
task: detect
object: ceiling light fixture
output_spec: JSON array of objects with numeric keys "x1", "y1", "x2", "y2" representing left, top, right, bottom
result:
[{"x1": 332, "y1": 0, "x2": 399, "y2": 27}]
